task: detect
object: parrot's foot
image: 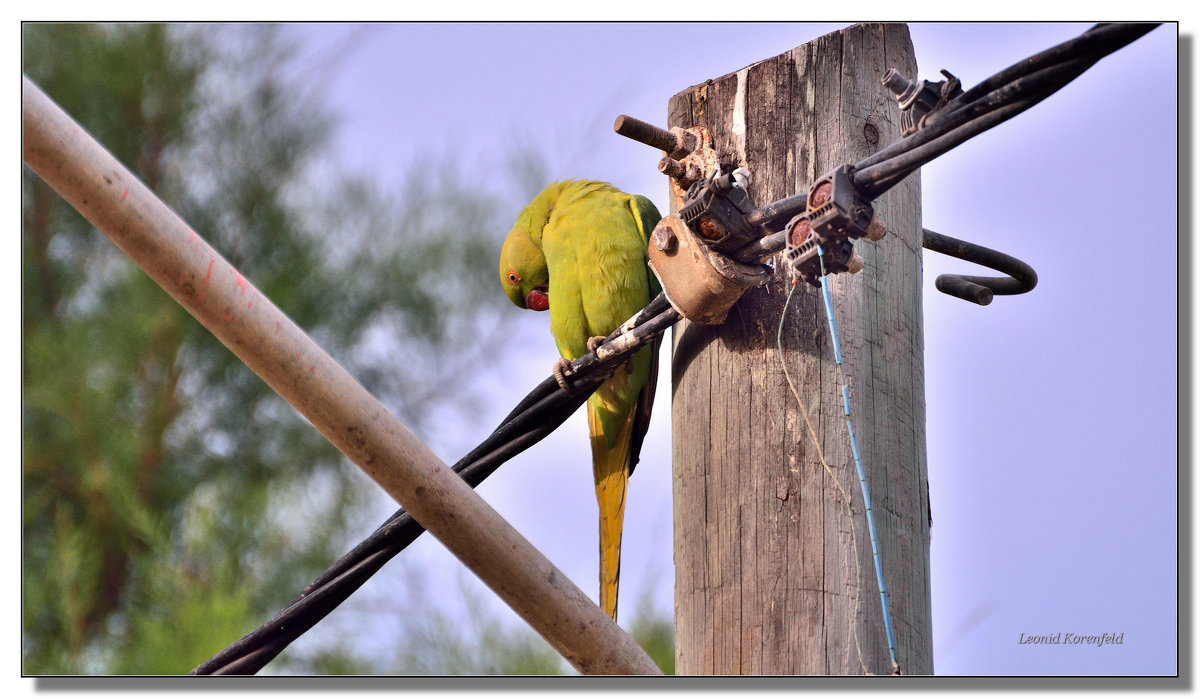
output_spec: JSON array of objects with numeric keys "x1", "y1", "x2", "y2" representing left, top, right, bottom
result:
[
  {"x1": 553, "y1": 357, "x2": 575, "y2": 395},
  {"x1": 586, "y1": 336, "x2": 606, "y2": 355}
]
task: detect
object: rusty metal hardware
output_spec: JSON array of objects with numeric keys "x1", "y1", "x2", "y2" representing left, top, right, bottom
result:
[
  {"x1": 922, "y1": 228, "x2": 1037, "y2": 306},
  {"x1": 614, "y1": 114, "x2": 699, "y2": 161},
  {"x1": 616, "y1": 115, "x2": 767, "y2": 324},
  {"x1": 646, "y1": 215, "x2": 768, "y2": 325},
  {"x1": 783, "y1": 164, "x2": 878, "y2": 287},
  {"x1": 678, "y1": 167, "x2": 759, "y2": 255},
  {"x1": 614, "y1": 113, "x2": 719, "y2": 203},
  {"x1": 881, "y1": 68, "x2": 963, "y2": 137},
  {"x1": 658, "y1": 156, "x2": 703, "y2": 190}
]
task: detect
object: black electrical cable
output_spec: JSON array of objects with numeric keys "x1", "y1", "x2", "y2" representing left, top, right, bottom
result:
[
  {"x1": 922, "y1": 228, "x2": 1038, "y2": 305},
  {"x1": 856, "y1": 95, "x2": 1042, "y2": 198},
  {"x1": 928, "y1": 22, "x2": 1155, "y2": 131},
  {"x1": 191, "y1": 300, "x2": 677, "y2": 675},
  {"x1": 745, "y1": 24, "x2": 1159, "y2": 262},
  {"x1": 192, "y1": 22, "x2": 1157, "y2": 676},
  {"x1": 854, "y1": 22, "x2": 1158, "y2": 193}
]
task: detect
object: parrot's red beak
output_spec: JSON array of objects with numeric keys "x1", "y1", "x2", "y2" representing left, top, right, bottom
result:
[{"x1": 525, "y1": 287, "x2": 549, "y2": 312}]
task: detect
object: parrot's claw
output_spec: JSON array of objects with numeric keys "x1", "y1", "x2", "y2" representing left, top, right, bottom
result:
[
  {"x1": 553, "y1": 357, "x2": 575, "y2": 395},
  {"x1": 587, "y1": 336, "x2": 606, "y2": 355}
]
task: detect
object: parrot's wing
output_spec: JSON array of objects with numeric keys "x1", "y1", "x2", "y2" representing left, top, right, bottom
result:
[
  {"x1": 626, "y1": 194, "x2": 661, "y2": 243},
  {"x1": 627, "y1": 194, "x2": 663, "y2": 297},
  {"x1": 623, "y1": 193, "x2": 662, "y2": 476},
  {"x1": 627, "y1": 336, "x2": 659, "y2": 478}
]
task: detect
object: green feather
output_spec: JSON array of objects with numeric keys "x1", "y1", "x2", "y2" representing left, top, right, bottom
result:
[{"x1": 498, "y1": 179, "x2": 662, "y2": 621}]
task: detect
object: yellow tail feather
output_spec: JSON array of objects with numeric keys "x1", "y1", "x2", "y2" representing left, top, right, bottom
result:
[{"x1": 589, "y1": 401, "x2": 633, "y2": 623}]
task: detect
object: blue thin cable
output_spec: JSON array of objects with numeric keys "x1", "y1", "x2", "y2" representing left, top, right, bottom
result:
[{"x1": 816, "y1": 245, "x2": 899, "y2": 674}]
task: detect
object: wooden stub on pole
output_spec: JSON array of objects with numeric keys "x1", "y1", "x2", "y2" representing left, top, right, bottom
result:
[{"x1": 669, "y1": 24, "x2": 932, "y2": 675}]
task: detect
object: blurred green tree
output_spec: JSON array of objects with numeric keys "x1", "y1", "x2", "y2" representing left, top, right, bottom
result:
[
  {"x1": 22, "y1": 22, "x2": 676, "y2": 676},
  {"x1": 21, "y1": 23, "x2": 516, "y2": 674}
]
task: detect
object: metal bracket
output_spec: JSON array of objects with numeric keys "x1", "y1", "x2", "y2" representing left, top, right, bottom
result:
[
  {"x1": 922, "y1": 228, "x2": 1038, "y2": 305},
  {"x1": 783, "y1": 164, "x2": 884, "y2": 286},
  {"x1": 647, "y1": 215, "x2": 768, "y2": 324},
  {"x1": 614, "y1": 114, "x2": 718, "y2": 199},
  {"x1": 616, "y1": 114, "x2": 769, "y2": 324},
  {"x1": 881, "y1": 68, "x2": 964, "y2": 137}
]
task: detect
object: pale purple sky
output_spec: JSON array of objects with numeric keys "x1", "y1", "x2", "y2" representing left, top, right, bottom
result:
[{"x1": 286, "y1": 22, "x2": 1177, "y2": 676}]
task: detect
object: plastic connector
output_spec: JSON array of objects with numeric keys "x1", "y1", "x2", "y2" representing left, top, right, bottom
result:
[{"x1": 678, "y1": 168, "x2": 759, "y2": 255}]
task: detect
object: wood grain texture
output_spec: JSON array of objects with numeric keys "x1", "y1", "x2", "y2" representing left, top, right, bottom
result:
[{"x1": 669, "y1": 24, "x2": 932, "y2": 676}]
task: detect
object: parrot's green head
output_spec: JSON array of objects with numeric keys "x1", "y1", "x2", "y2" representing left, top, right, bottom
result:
[{"x1": 499, "y1": 225, "x2": 550, "y2": 312}]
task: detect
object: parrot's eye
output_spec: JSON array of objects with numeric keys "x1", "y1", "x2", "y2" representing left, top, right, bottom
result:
[{"x1": 506, "y1": 271, "x2": 521, "y2": 285}]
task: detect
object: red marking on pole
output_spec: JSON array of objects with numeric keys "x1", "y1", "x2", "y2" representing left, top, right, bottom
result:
[
  {"x1": 198, "y1": 258, "x2": 214, "y2": 299},
  {"x1": 309, "y1": 364, "x2": 316, "y2": 373},
  {"x1": 275, "y1": 321, "x2": 281, "y2": 334},
  {"x1": 121, "y1": 188, "x2": 128, "y2": 201},
  {"x1": 236, "y1": 273, "x2": 246, "y2": 294},
  {"x1": 222, "y1": 312, "x2": 233, "y2": 323}
]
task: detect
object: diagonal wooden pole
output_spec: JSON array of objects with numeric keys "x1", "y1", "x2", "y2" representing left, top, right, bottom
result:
[{"x1": 22, "y1": 75, "x2": 660, "y2": 676}]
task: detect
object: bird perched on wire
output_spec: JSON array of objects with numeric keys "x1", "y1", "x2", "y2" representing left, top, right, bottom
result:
[{"x1": 499, "y1": 180, "x2": 660, "y2": 622}]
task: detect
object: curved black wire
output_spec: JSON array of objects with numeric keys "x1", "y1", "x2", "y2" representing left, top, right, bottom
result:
[
  {"x1": 922, "y1": 228, "x2": 1039, "y2": 305},
  {"x1": 191, "y1": 21, "x2": 1157, "y2": 676}
]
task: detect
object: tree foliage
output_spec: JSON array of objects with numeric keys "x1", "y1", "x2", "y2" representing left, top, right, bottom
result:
[
  {"x1": 21, "y1": 23, "x2": 515, "y2": 674},
  {"x1": 22, "y1": 22, "x2": 676, "y2": 676}
]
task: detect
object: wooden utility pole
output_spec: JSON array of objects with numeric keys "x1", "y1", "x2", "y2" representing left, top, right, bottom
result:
[{"x1": 669, "y1": 24, "x2": 932, "y2": 675}]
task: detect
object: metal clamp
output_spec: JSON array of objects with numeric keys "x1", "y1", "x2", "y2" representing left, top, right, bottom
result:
[
  {"x1": 647, "y1": 215, "x2": 768, "y2": 324},
  {"x1": 783, "y1": 164, "x2": 884, "y2": 286},
  {"x1": 616, "y1": 114, "x2": 769, "y2": 324},
  {"x1": 678, "y1": 167, "x2": 759, "y2": 255},
  {"x1": 881, "y1": 68, "x2": 963, "y2": 137}
]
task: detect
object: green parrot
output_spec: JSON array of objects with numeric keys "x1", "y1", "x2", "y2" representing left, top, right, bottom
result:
[{"x1": 499, "y1": 180, "x2": 661, "y2": 622}]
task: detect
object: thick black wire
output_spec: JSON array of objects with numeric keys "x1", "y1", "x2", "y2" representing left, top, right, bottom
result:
[
  {"x1": 738, "y1": 24, "x2": 1157, "y2": 263},
  {"x1": 191, "y1": 22, "x2": 1157, "y2": 676},
  {"x1": 853, "y1": 23, "x2": 1158, "y2": 197},
  {"x1": 922, "y1": 228, "x2": 1038, "y2": 303},
  {"x1": 926, "y1": 23, "x2": 1152, "y2": 130}
]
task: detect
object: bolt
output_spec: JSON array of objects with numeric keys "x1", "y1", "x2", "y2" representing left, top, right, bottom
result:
[
  {"x1": 659, "y1": 156, "x2": 685, "y2": 179},
  {"x1": 654, "y1": 223, "x2": 677, "y2": 252},
  {"x1": 672, "y1": 127, "x2": 700, "y2": 156},
  {"x1": 863, "y1": 122, "x2": 879, "y2": 144},
  {"x1": 658, "y1": 156, "x2": 701, "y2": 188},
  {"x1": 881, "y1": 68, "x2": 919, "y2": 106},
  {"x1": 614, "y1": 114, "x2": 695, "y2": 158},
  {"x1": 810, "y1": 181, "x2": 833, "y2": 210},
  {"x1": 789, "y1": 217, "x2": 812, "y2": 247}
]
